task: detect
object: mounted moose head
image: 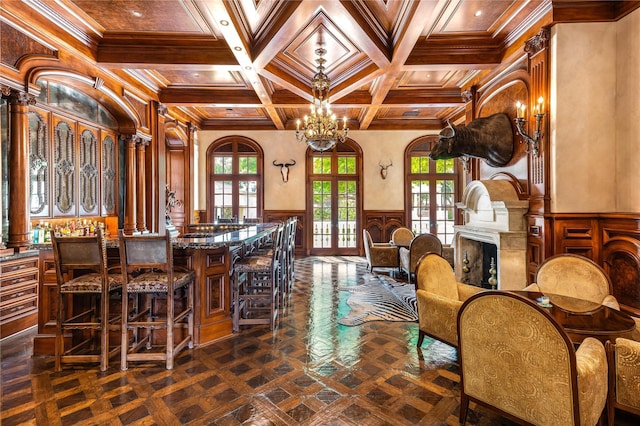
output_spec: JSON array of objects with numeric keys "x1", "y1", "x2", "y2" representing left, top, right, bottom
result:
[
  {"x1": 273, "y1": 159, "x2": 296, "y2": 183},
  {"x1": 379, "y1": 160, "x2": 392, "y2": 179},
  {"x1": 429, "y1": 112, "x2": 514, "y2": 167}
]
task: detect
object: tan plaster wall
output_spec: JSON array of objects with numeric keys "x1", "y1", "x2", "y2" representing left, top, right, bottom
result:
[
  {"x1": 551, "y1": 8, "x2": 640, "y2": 213},
  {"x1": 197, "y1": 130, "x2": 431, "y2": 212},
  {"x1": 616, "y1": 10, "x2": 640, "y2": 212},
  {"x1": 551, "y1": 22, "x2": 617, "y2": 212}
]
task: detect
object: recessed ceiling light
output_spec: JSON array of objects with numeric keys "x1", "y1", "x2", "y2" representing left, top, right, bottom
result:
[
  {"x1": 194, "y1": 73, "x2": 199, "y2": 77},
  {"x1": 220, "y1": 20, "x2": 229, "y2": 26},
  {"x1": 475, "y1": 10, "x2": 482, "y2": 17},
  {"x1": 234, "y1": 46, "x2": 242, "y2": 51},
  {"x1": 132, "y1": 11, "x2": 142, "y2": 18},
  {"x1": 245, "y1": 66, "x2": 252, "y2": 70}
]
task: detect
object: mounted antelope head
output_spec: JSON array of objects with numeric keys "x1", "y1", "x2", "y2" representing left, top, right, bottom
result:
[
  {"x1": 273, "y1": 159, "x2": 296, "y2": 183},
  {"x1": 379, "y1": 160, "x2": 393, "y2": 179}
]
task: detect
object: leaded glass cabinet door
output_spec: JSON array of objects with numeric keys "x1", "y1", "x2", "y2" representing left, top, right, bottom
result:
[
  {"x1": 308, "y1": 144, "x2": 361, "y2": 255},
  {"x1": 28, "y1": 110, "x2": 50, "y2": 217},
  {"x1": 78, "y1": 125, "x2": 99, "y2": 216},
  {"x1": 101, "y1": 133, "x2": 117, "y2": 216},
  {"x1": 52, "y1": 116, "x2": 76, "y2": 216}
]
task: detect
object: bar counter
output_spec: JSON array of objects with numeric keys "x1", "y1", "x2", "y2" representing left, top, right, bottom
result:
[{"x1": 32, "y1": 223, "x2": 278, "y2": 355}]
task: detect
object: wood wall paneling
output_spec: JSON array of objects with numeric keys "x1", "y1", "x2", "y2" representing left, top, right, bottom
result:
[{"x1": 363, "y1": 211, "x2": 405, "y2": 244}]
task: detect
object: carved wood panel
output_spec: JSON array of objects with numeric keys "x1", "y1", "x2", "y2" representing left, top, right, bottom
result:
[{"x1": 363, "y1": 211, "x2": 405, "y2": 245}]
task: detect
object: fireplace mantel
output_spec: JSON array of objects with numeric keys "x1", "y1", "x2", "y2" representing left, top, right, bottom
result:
[{"x1": 454, "y1": 180, "x2": 529, "y2": 290}]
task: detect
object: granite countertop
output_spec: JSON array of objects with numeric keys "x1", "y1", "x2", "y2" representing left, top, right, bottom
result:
[
  {"x1": 0, "y1": 249, "x2": 40, "y2": 262},
  {"x1": 27, "y1": 223, "x2": 278, "y2": 251}
]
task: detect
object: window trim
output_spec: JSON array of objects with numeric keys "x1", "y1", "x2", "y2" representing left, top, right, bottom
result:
[
  {"x1": 206, "y1": 136, "x2": 264, "y2": 222},
  {"x1": 404, "y1": 136, "x2": 461, "y2": 244}
]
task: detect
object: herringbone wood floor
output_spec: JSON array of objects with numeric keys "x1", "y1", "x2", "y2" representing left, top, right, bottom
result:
[{"x1": 1, "y1": 256, "x2": 637, "y2": 425}]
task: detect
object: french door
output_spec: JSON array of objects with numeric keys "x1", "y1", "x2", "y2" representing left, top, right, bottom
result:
[{"x1": 307, "y1": 143, "x2": 361, "y2": 255}]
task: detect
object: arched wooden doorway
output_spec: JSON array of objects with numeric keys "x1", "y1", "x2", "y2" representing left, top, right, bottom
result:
[{"x1": 306, "y1": 139, "x2": 362, "y2": 255}]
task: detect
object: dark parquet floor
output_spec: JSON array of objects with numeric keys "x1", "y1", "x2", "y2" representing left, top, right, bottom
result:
[{"x1": 1, "y1": 256, "x2": 638, "y2": 425}]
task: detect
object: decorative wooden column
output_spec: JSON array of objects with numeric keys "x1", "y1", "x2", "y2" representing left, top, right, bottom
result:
[
  {"x1": 523, "y1": 26, "x2": 552, "y2": 282},
  {"x1": 123, "y1": 134, "x2": 138, "y2": 235},
  {"x1": 2, "y1": 86, "x2": 35, "y2": 250},
  {"x1": 136, "y1": 138, "x2": 149, "y2": 233}
]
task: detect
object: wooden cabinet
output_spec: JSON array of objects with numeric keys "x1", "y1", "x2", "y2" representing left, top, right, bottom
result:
[{"x1": 0, "y1": 253, "x2": 39, "y2": 339}]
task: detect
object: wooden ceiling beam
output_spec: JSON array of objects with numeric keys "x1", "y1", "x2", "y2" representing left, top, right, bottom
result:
[
  {"x1": 359, "y1": 0, "x2": 435, "y2": 129},
  {"x1": 405, "y1": 35, "x2": 504, "y2": 67},
  {"x1": 97, "y1": 35, "x2": 237, "y2": 66},
  {"x1": 551, "y1": 0, "x2": 640, "y2": 22},
  {"x1": 159, "y1": 88, "x2": 260, "y2": 105}
]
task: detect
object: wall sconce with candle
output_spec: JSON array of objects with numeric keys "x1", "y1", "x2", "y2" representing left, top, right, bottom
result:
[{"x1": 514, "y1": 97, "x2": 546, "y2": 156}]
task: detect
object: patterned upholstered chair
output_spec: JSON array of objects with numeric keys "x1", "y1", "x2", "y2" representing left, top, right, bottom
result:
[
  {"x1": 362, "y1": 229, "x2": 399, "y2": 272},
  {"x1": 390, "y1": 227, "x2": 414, "y2": 248},
  {"x1": 399, "y1": 233, "x2": 442, "y2": 283},
  {"x1": 51, "y1": 228, "x2": 122, "y2": 372},
  {"x1": 606, "y1": 337, "x2": 640, "y2": 425},
  {"x1": 526, "y1": 253, "x2": 620, "y2": 309},
  {"x1": 415, "y1": 253, "x2": 483, "y2": 348},
  {"x1": 458, "y1": 291, "x2": 608, "y2": 426},
  {"x1": 119, "y1": 230, "x2": 194, "y2": 370}
]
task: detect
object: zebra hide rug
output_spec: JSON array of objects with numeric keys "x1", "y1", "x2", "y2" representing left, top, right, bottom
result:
[{"x1": 338, "y1": 274, "x2": 417, "y2": 326}]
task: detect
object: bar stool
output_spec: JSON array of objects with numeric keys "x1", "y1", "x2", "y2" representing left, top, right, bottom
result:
[
  {"x1": 51, "y1": 228, "x2": 122, "y2": 372},
  {"x1": 232, "y1": 224, "x2": 284, "y2": 331},
  {"x1": 285, "y1": 217, "x2": 297, "y2": 293},
  {"x1": 118, "y1": 230, "x2": 194, "y2": 370}
]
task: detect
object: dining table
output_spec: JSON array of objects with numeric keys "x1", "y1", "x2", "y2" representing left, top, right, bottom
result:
[{"x1": 509, "y1": 290, "x2": 636, "y2": 344}]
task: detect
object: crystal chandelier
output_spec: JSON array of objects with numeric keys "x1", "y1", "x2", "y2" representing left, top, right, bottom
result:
[{"x1": 295, "y1": 42, "x2": 348, "y2": 152}]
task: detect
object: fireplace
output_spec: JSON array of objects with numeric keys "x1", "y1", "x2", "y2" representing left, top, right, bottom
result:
[{"x1": 454, "y1": 180, "x2": 529, "y2": 290}]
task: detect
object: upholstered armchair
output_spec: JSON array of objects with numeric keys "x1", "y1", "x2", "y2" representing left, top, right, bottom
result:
[
  {"x1": 525, "y1": 254, "x2": 620, "y2": 309},
  {"x1": 527, "y1": 254, "x2": 640, "y2": 342},
  {"x1": 362, "y1": 229, "x2": 399, "y2": 272},
  {"x1": 390, "y1": 227, "x2": 414, "y2": 248},
  {"x1": 415, "y1": 253, "x2": 483, "y2": 348},
  {"x1": 458, "y1": 291, "x2": 608, "y2": 426},
  {"x1": 399, "y1": 233, "x2": 442, "y2": 283},
  {"x1": 606, "y1": 337, "x2": 640, "y2": 426}
]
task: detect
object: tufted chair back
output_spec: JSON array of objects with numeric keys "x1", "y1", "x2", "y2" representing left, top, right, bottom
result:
[{"x1": 458, "y1": 291, "x2": 608, "y2": 426}]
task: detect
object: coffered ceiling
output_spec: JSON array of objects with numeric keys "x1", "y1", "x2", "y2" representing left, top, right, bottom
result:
[{"x1": 10, "y1": 0, "x2": 640, "y2": 131}]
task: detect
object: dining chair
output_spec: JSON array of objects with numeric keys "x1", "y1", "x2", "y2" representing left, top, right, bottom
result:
[
  {"x1": 118, "y1": 230, "x2": 195, "y2": 370},
  {"x1": 458, "y1": 291, "x2": 608, "y2": 426},
  {"x1": 217, "y1": 216, "x2": 237, "y2": 223},
  {"x1": 606, "y1": 337, "x2": 640, "y2": 426},
  {"x1": 51, "y1": 228, "x2": 122, "y2": 371}
]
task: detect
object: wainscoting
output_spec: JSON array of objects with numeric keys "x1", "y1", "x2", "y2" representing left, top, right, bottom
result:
[{"x1": 529, "y1": 213, "x2": 640, "y2": 316}]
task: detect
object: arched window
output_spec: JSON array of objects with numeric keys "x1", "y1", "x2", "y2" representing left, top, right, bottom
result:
[
  {"x1": 404, "y1": 137, "x2": 460, "y2": 245},
  {"x1": 206, "y1": 136, "x2": 263, "y2": 221}
]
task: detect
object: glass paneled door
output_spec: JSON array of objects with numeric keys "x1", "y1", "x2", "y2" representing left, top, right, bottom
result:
[{"x1": 307, "y1": 143, "x2": 361, "y2": 255}]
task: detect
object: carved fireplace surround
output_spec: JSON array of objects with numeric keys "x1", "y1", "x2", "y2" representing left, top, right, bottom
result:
[{"x1": 454, "y1": 180, "x2": 529, "y2": 290}]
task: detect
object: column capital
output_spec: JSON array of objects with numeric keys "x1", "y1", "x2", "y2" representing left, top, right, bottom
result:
[
  {"x1": 1, "y1": 86, "x2": 36, "y2": 106},
  {"x1": 525, "y1": 26, "x2": 550, "y2": 57}
]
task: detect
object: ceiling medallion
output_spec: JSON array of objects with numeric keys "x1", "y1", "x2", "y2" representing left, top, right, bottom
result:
[{"x1": 295, "y1": 40, "x2": 348, "y2": 152}]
